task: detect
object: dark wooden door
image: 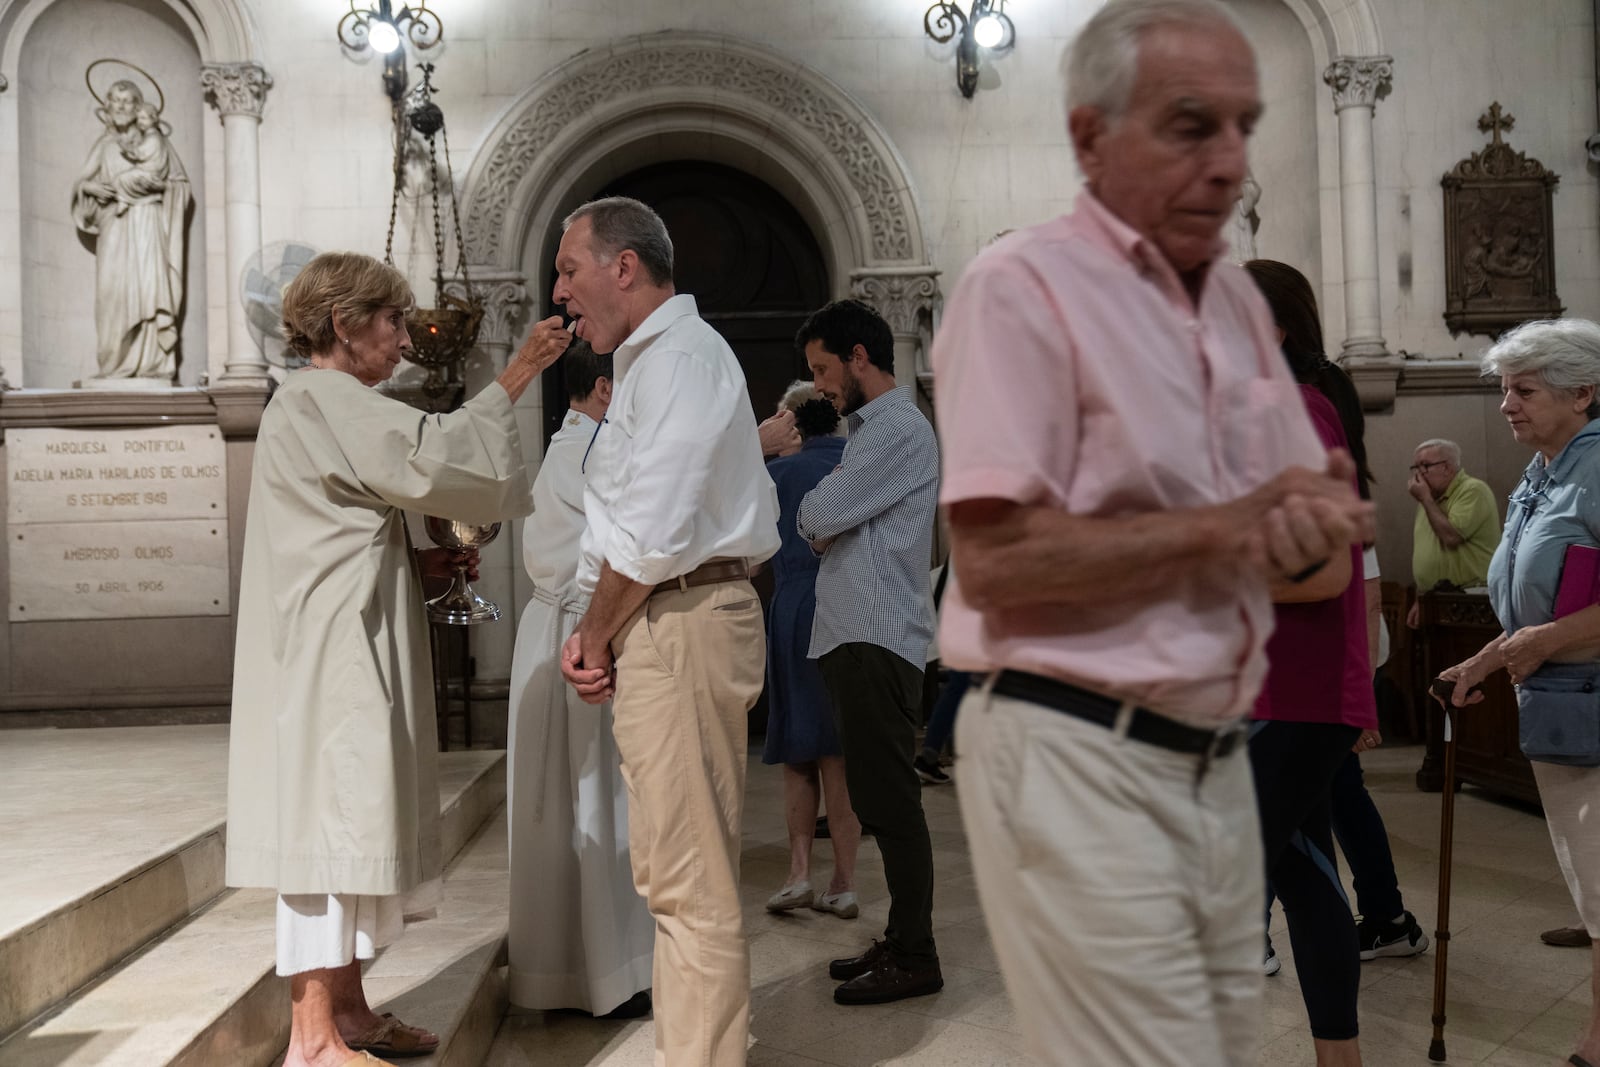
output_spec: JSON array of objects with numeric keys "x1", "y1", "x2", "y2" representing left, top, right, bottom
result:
[{"x1": 539, "y1": 160, "x2": 830, "y2": 442}]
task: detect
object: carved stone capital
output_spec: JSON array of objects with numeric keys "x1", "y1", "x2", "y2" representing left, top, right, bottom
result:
[
  {"x1": 201, "y1": 63, "x2": 273, "y2": 120},
  {"x1": 848, "y1": 269, "x2": 941, "y2": 338},
  {"x1": 205, "y1": 379, "x2": 273, "y2": 438},
  {"x1": 445, "y1": 271, "x2": 529, "y2": 350},
  {"x1": 1323, "y1": 56, "x2": 1393, "y2": 112},
  {"x1": 1337, "y1": 351, "x2": 1405, "y2": 413}
]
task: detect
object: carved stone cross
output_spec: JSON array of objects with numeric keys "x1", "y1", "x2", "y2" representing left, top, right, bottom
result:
[{"x1": 1478, "y1": 102, "x2": 1514, "y2": 146}]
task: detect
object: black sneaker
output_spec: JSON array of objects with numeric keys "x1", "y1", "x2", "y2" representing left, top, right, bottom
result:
[
  {"x1": 1357, "y1": 911, "x2": 1430, "y2": 960},
  {"x1": 915, "y1": 754, "x2": 951, "y2": 785}
]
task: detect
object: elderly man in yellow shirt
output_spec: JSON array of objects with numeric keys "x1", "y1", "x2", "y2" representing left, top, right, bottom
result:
[{"x1": 1406, "y1": 437, "x2": 1502, "y2": 627}]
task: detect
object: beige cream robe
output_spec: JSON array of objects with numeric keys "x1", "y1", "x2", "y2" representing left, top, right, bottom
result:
[
  {"x1": 226, "y1": 369, "x2": 532, "y2": 896},
  {"x1": 507, "y1": 409, "x2": 653, "y2": 1013}
]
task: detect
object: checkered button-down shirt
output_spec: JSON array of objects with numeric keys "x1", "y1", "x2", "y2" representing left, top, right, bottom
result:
[{"x1": 797, "y1": 386, "x2": 939, "y2": 669}]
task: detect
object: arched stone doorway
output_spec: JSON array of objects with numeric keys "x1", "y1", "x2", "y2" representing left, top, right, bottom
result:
[{"x1": 456, "y1": 31, "x2": 943, "y2": 434}]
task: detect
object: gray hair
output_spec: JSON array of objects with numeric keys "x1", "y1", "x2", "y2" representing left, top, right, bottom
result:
[
  {"x1": 778, "y1": 379, "x2": 819, "y2": 413},
  {"x1": 1062, "y1": 0, "x2": 1249, "y2": 120},
  {"x1": 1414, "y1": 439, "x2": 1462, "y2": 469},
  {"x1": 563, "y1": 196, "x2": 674, "y2": 287},
  {"x1": 1481, "y1": 318, "x2": 1600, "y2": 419}
]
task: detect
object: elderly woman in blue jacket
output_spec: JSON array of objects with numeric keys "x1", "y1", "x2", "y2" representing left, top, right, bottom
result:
[{"x1": 1436, "y1": 318, "x2": 1600, "y2": 1067}]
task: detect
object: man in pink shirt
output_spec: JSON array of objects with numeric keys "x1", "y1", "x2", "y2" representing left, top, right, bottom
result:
[{"x1": 932, "y1": 1, "x2": 1373, "y2": 1063}]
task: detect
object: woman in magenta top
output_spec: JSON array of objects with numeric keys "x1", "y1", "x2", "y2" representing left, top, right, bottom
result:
[{"x1": 1246, "y1": 259, "x2": 1377, "y2": 1067}]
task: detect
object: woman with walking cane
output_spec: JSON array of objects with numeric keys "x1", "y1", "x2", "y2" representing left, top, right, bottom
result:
[{"x1": 1434, "y1": 318, "x2": 1600, "y2": 1067}]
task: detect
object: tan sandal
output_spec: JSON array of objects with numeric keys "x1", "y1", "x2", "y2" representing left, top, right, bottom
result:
[
  {"x1": 346, "y1": 1014, "x2": 440, "y2": 1059},
  {"x1": 343, "y1": 1053, "x2": 398, "y2": 1067}
]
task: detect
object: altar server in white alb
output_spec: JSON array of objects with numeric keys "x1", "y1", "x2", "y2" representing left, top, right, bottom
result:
[
  {"x1": 225, "y1": 251, "x2": 570, "y2": 1067},
  {"x1": 506, "y1": 340, "x2": 654, "y2": 1018}
]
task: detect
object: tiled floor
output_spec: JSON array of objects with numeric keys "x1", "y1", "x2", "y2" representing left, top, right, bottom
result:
[{"x1": 489, "y1": 744, "x2": 1596, "y2": 1066}]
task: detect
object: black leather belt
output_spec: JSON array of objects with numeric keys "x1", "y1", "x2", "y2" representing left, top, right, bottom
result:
[{"x1": 992, "y1": 670, "x2": 1245, "y2": 759}]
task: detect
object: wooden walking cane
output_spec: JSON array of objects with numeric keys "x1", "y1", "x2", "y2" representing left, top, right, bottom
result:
[{"x1": 1428, "y1": 701, "x2": 1460, "y2": 1063}]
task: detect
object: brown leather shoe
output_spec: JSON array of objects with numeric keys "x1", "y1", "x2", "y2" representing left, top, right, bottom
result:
[
  {"x1": 829, "y1": 939, "x2": 889, "y2": 981},
  {"x1": 1542, "y1": 925, "x2": 1593, "y2": 948},
  {"x1": 833, "y1": 957, "x2": 944, "y2": 1005}
]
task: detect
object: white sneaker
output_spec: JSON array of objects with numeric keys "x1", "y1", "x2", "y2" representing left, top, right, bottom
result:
[
  {"x1": 812, "y1": 890, "x2": 859, "y2": 919},
  {"x1": 766, "y1": 882, "x2": 813, "y2": 912}
]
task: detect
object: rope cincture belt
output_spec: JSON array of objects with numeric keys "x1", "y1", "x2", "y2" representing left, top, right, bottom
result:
[{"x1": 991, "y1": 669, "x2": 1246, "y2": 759}]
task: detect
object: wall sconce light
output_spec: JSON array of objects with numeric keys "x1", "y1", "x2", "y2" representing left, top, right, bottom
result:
[
  {"x1": 923, "y1": 0, "x2": 1015, "y2": 99},
  {"x1": 337, "y1": 1, "x2": 444, "y2": 104}
]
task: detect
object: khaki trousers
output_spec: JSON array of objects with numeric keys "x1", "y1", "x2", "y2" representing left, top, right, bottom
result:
[
  {"x1": 955, "y1": 686, "x2": 1264, "y2": 1066},
  {"x1": 611, "y1": 579, "x2": 765, "y2": 1067}
]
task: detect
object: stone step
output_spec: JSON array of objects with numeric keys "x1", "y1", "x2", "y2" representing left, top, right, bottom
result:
[
  {"x1": 273, "y1": 809, "x2": 513, "y2": 1067},
  {"x1": 0, "y1": 725, "x2": 232, "y2": 1041},
  {"x1": 0, "y1": 746, "x2": 506, "y2": 1067}
]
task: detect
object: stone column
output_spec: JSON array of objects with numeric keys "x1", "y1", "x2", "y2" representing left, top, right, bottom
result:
[
  {"x1": 448, "y1": 272, "x2": 530, "y2": 695},
  {"x1": 1324, "y1": 55, "x2": 1401, "y2": 408},
  {"x1": 201, "y1": 63, "x2": 273, "y2": 385},
  {"x1": 849, "y1": 268, "x2": 941, "y2": 393}
]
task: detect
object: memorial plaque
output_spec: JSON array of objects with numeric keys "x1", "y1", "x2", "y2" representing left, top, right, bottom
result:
[
  {"x1": 8, "y1": 426, "x2": 226, "y2": 523},
  {"x1": 6, "y1": 426, "x2": 230, "y2": 621},
  {"x1": 8, "y1": 520, "x2": 229, "y2": 621}
]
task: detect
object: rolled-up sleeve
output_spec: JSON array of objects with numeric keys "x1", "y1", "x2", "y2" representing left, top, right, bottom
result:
[
  {"x1": 797, "y1": 421, "x2": 932, "y2": 542},
  {"x1": 933, "y1": 254, "x2": 1076, "y2": 508}
]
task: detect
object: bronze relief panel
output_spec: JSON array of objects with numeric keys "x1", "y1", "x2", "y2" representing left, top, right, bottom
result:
[{"x1": 1442, "y1": 103, "x2": 1562, "y2": 338}]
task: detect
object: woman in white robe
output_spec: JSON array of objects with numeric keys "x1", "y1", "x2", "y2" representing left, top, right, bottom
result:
[
  {"x1": 507, "y1": 343, "x2": 654, "y2": 1015},
  {"x1": 225, "y1": 252, "x2": 570, "y2": 1067}
]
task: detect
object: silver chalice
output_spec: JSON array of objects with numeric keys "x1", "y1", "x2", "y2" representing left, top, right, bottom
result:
[{"x1": 423, "y1": 516, "x2": 503, "y2": 625}]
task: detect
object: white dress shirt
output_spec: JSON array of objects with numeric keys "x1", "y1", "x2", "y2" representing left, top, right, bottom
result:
[{"x1": 577, "y1": 294, "x2": 780, "y2": 593}]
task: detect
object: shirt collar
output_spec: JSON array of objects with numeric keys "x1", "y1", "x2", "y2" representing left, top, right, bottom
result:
[
  {"x1": 1438, "y1": 468, "x2": 1467, "y2": 502},
  {"x1": 845, "y1": 385, "x2": 910, "y2": 431},
  {"x1": 1071, "y1": 190, "x2": 1225, "y2": 301},
  {"x1": 1533, "y1": 419, "x2": 1600, "y2": 484},
  {"x1": 563, "y1": 409, "x2": 599, "y2": 433},
  {"x1": 613, "y1": 293, "x2": 698, "y2": 380}
]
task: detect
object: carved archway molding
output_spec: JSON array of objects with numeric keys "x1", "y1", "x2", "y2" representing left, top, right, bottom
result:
[{"x1": 457, "y1": 33, "x2": 941, "y2": 383}]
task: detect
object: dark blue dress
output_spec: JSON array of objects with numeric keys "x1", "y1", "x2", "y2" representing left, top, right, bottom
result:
[{"x1": 762, "y1": 435, "x2": 847, "y2": 765}]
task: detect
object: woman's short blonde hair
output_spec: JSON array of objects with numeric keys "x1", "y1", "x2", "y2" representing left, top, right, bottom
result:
[{"x1": 281, "y1": 252, "x2": 413, "y2": 359}]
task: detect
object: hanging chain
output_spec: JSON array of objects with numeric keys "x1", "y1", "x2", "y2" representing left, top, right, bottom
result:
[
  {"x1": 440, "y1": 119, "x2": 474, "y2": 299},
  {"x1": 383, "y1": 63, "x2": 475, "y2": 306},
  {"x1": 384, "y1": 102, "x2": 405, "y2": 266},
  {"x1": 427, "y1": 135, "x2": 445, "y2": 301}
]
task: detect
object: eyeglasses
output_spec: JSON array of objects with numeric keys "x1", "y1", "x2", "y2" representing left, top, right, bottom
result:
[{"x1": 1409, "y1": 460, "x2": 1449, "y2": 474}]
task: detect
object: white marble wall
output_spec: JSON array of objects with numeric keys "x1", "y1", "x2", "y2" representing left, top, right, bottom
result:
[
  {"x1": 15, "y1": 0, "x2": 209, "y2": 389},
  {"x1": 253, "y1": 0, "x2": 1597, "y2": 355},
  {"x1": 248, "y1": 0, "x2": 1334, "y2": 308},
  {"x1": 1, "y1": 0, "x2": 1594, "y2": 666},
  {"x1": 1374, "y1": 0, "x2": 1597, "y2": 359},
  {"x1": 8, "y1": 0, "x2": 1591, "y2": 384}
]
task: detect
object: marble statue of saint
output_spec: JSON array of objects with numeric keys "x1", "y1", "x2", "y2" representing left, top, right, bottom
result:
[
  {"x1": 1225, "y1": 172, "x2": 1261, "y2": 265},
  {"x1": 71, "y1": 78, "x2": 190, "y2": 384}
]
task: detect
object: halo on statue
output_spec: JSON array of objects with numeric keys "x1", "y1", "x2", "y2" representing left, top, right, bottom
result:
[{"x1": 85, "y1": 58, "x2": 166, "y2": 115}]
